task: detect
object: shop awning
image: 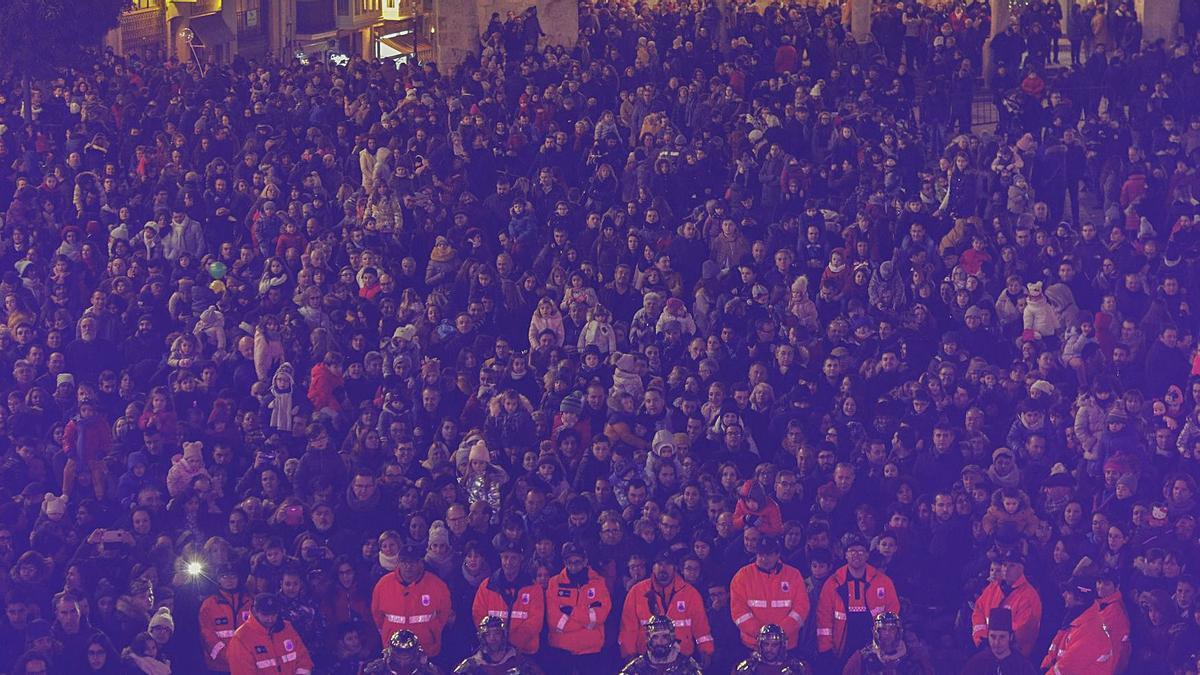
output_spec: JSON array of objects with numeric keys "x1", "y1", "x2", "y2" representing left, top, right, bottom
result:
[
  {"x1": 379, "y1": 31, "x2": 431, "y2": 60},
  {"x1": 190, "y1": 11, "x2": 234, "y2": 46}
]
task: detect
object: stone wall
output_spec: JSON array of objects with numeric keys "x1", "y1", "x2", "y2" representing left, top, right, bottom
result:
[
  {"x1": 433, "y1": 0, "x2": 480, "y2": 65},
  {"x1": 1137, "y1": 0, "x2": 1181, "y2": 43}
]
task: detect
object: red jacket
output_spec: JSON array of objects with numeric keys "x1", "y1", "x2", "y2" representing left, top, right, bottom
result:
[
  {"x1": 970, "y1": 575, "x2": 1042, "y2": 657},
  {"x1": 371, "y1": 569, "x2": 452, "y2": 656},
  {"x1": 472, "y1": 574, "x2": 545, "y2": 655},
  {"x1": 546, "y1": 566, "x2": 611, "y2": 655},
  {"x1": 730, "y1": 561, "x2": 810, "y2": 649},
  {"x1": 1098, "y1": 592, "x2": 1132, "y2": 672},
  {"x1": 199, "y1": 590, "x2": 252, "y2": 671},
  {"x1": 62, "y1": 414, "x2": 112, "y2": 463},
  {"x1": 619, "y1": 576, "x2": 713, "y2": 658},
  {"x1": 732, "y1": 498, "x2": 784, "y2": 536},
  {"x1": 774, "y1": 44, "x2": 799, "y2": 73},
  {"x1": 814, "y1": 564, "x2": 899, "y2": 656},
  {"x1": 307, "y1": 363, "x2": 344, "y2": 414},
  {"x1": 1041, "y1": 601, "x2": 1117, "y2": 675},
  {"x1": 226, "y1": 615, "x2": 312, "y2": 675}
]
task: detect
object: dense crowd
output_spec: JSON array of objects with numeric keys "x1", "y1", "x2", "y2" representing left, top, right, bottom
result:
[{"x1": 2, "y1": 0, "x2": 1200, "y2": 672}]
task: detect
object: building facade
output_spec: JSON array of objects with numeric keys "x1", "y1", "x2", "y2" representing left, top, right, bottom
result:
[{"x1": 104, "y1": 0, "x2": 578, "y2": 67}]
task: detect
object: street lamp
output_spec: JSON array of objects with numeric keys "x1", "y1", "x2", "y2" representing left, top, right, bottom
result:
[{"x1": 177, "y1": 27, "x2": 206, "y2": 76}]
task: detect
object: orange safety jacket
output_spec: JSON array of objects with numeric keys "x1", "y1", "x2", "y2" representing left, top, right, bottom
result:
[
  {"x1": 619, "y1": 576, "x2": 713, "y2": 658},
  {"x1": 1098, "y1": 592, "x2": 1132, "y2": 673},
  {"x1": 1042, "y1": 600, "x2": 1117, "y2": 675},
  {"x1": 729, "y1": 561, "x2": 810, "y2": 649},
  {"x1": 970, "y1": 575, "x2": 1042, "y2": 657},
  {"x1": 471, "y1": 573, "x2": 546, "y2": 655},
  {"x1": 546, "y1": 566, "x2": 611, "y2": 655},
  {"x1": 226, "y1": 615, "x2": 313, "y2": 675},
  {"x1": 371, "y1": 569, "x2": 452, "y2": 657},
  {"x1": 814, "y1": 563, "x2": 899, "y2": 656},
  {"x1": 200, "y1": 590, "x2": 252, "y2": 671}
]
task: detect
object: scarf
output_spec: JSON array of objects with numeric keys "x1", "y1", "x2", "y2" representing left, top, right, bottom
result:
[
  {"x1": 430, "y1": 242, "x2": 455, "y2": 262},
  {"x1": 379, "y1": 551, "x2": 400, "y2": 572},
  {"x1": 462, "y1": 562, "x2": 491, "y2": 588},
  {"x1": 567, "y1": 567, "x2": 590, "y2": 586},
  {"x1": 987, "y1": 465, "x2": 1021, "y2": 489}
]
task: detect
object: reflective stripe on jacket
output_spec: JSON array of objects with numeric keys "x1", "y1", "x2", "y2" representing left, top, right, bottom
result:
[
  {"x1": 371, "y1": 569, "x2": 452, "y2": 656},
  {"x1": 730, "y1": 562, "x2": 810, "y2": 649},
  {"x1": 814, "y1": 564, "x2": 899, "y2": 656},
  {"x1": 227, "y1": 616, "x2": 313, "y2": 675},
  {"x1": 471, "y1": 575, "x2": 546, "y2": 655},
  {"x1": 546, "y1": 567, "x2": 611, "y2": 655},
  {"x1": 619, "y1": 576, "x2": 713, "y2": 658},
  {"x1": 199, "y1": 591, "x2": 251, "y2": 671}
]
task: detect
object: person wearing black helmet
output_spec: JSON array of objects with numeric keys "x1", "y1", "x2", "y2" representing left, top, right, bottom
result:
[
  {"x1": 618, "y1": 615, "x2": 703, "y2": 675},
  {"x1": 452, "y1": 616, "x2": 543, "y2": 675},
  {"x1": 841, "y1": 612, "x2": 933, "y2": 674},
  {"x1": 733, "y1": 623, "x2": 812, "y2": 674},
  {"x1": 364, "y1": 629, "x2": 441, "y2": 675}
]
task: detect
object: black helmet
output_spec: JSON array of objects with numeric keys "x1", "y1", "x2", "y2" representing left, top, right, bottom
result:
[
  {"x1": 874, "y1": 612, "x2": 902, "y2": 631},
  {"x1": 389, "y1": 630, "x2": 420, "y2": 651},
  {"x1": 758, "y1": 623, "x2": 786, "y2": 644},
  {"x1": 478, "y1": 615, "x2": 506, "y2": 636},
  {"x1": 645, "y1": 614, "x2": 674, "y2": 636}
]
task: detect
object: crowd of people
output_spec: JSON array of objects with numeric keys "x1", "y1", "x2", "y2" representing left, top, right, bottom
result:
[{"x1": 1, "y1": 0, "x2": 1200, "y2": 672}]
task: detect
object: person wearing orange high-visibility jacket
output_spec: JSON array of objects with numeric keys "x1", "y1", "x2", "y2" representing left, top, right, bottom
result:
[
  {"x1": 226, "y1": 593, "x2": 313, "y2": 675},
  {"x1": 619, "y1": 551, "x2": 713, "y2": 663},
  {"x1": 199, "y1": 563, "x2": 252, "y2": 672},
  {"x1": 1096, "y1": 569, "x2": 1132, "y2": 673},
  {"x1": 815, "y1": 534, "x2": 899, "y2": 659},
  {"x1": 729, "y1": 536, "x2": 810, "y2": 650},
  {"x1": 1042, "y1": 574, "x2": 1117, "y2": 675},
  {"x1": 546, "y1": 542, "x2": 611, "y2": 673},
  {"x1": 471, "y1": 539, "x2": 545, "y2": 655},
  {"x1": 371, "y1": 542, "x2": 453, "y2": 657},
  {"x1": 970, "y1": 552, "x2": 1042, "y2": 657}
]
